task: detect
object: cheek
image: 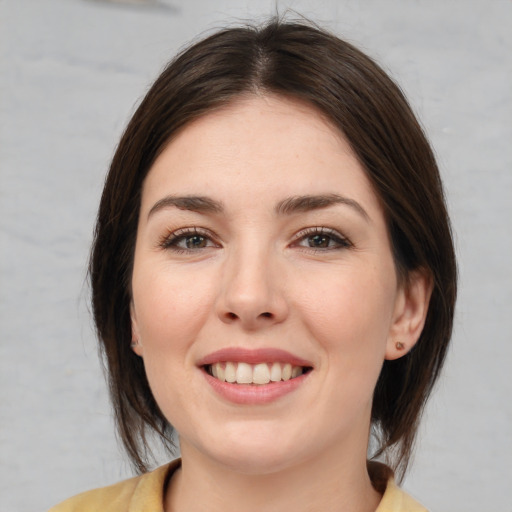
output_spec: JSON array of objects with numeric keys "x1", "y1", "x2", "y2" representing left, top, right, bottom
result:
[
  {"x1": 132, "y1": 263, "x2": 216, "y2": 352},
  {"x1": 131, "y1": 264, "x2": 217, "y2": 422},
  {"x1": 297, "y1": 263, "x2": 396, "y2": 361}
]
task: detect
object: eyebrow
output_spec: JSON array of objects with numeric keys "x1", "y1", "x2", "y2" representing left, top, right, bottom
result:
[
  {"x1": 148, "y1": 193, "x2": 369, "y2": 222},
  {"x1": 148, "y1": 195, "x2": 224, "y2": 218},
  {"x1": 275, "y1": 193, "x2": 370, "y2": 221}
]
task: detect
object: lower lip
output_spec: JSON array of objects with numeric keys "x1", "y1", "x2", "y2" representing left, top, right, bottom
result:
[{"x1": 202, "y1": 370, "x2": 310, "y2": 405}]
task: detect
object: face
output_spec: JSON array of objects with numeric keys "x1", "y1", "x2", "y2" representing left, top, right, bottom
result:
[{"x1": 130, "y1": 95, "x2": 418, "y2": 474}]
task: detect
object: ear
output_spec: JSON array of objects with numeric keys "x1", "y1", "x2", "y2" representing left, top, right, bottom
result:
[
  {"x1": 130, "y1": 301, "x2": 144, "y2": 357},
  {"x1": 385, "y1": 269, "x2": 433, "y2": 360}
]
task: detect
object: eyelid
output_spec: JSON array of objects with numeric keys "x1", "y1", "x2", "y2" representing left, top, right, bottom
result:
[
  {"x1": 291, "y1": 226, "x2": 352, "y2": 250},
  {"x1": 158, "y1": 226, "x2": 220, "y2": 251},
  {"x1": 157, "y1": 225, "x2": 351, "y2": 253}
]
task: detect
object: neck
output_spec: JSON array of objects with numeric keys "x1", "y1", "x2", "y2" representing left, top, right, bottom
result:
[{"x1": 165, "y1": 442, "x2": 382, "y2": 512}]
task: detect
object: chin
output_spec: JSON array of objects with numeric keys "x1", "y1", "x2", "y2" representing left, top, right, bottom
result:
[
  {"x1": 211, "y1": 447, "x2": 301, "y2": 476},
  {"x1": 193, "y1": 421, "x2": 310, "y2": 475}
]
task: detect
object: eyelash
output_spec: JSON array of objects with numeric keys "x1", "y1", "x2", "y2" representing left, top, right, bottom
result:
[
  {"x1": 291, "y1": 227, "x2": 352, "y2": 252},
  {"x1": 158, "y1": 226, "x2": 352, "y2": 254},
  {"x1": 158, "y1": 227, "x2": 219, "y2": 253}
]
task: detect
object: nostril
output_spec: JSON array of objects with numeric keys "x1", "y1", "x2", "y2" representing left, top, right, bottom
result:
[
  {"x1": 227, "y1": 312, "x2": 238, "y2": 320},
  {"x1": 261, "y1": 312, "x2": 272, "y2": 318}
]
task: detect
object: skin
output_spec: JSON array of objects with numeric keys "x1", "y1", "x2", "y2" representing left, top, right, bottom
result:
[{"x1": 130, "y1": 95, "x2": 431, "y2": 512}]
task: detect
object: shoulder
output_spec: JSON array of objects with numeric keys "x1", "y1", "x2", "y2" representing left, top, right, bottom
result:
[
  {"x1": 48, "y1": 475, "x2": 141, "y2": 512},
  {"x1": 369, "y1": 462, "x2": 428, "y2": 512},
  {"x1": 376, "y1": 478, "x2": 429, "y2": 512},
  {"x1": 48, "y1": 461, "x2": 179, "y2": 512}
]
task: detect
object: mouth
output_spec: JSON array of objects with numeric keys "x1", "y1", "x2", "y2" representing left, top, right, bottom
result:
[{"x1": 203, "y1": 361, "x2": 313, "y2": 385}]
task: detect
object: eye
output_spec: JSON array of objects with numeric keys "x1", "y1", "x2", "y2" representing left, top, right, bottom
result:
[
  {"x1": 294, "y1": 227, "x2": 351, "y2": 251},
  {"x1": 159, "y1": 227, "x2": 219, "y2": 252}
]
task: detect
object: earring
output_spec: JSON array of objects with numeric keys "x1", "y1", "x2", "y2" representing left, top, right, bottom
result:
[
  {"x1": 395, "y1": 341, "x2": 405, "y2": 351},
  {"x1": 131, "y1": 340, "x2": 139, "y2": 348}
]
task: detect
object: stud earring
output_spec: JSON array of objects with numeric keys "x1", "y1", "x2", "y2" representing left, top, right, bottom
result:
[
  {"x1": 395, "y1": 341, "x2": 405, "y2": 351},
  {"x1": 131, "y1": 340, "x2": 139, "y2": 348}
]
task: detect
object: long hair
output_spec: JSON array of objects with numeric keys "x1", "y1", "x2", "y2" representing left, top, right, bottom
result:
[{"x1": 89, "y1": 18, "x2": 457, "y2": 479}]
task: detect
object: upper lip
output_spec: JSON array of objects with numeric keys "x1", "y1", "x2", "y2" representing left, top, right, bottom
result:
[{"x1": 197, "y1": 348, "x2": 313, "y2": 368}]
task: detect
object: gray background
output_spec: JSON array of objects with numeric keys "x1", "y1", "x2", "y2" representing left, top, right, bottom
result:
[{"x1": 1, "y1": 1, "x2": 510, "y2": 511}]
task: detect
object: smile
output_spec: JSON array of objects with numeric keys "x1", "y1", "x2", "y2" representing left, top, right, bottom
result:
[
  {"x1": 198, "y1": 348, "x2": 314, "y2": 404},
  {"x1": 205, "y1": 362, "x2": 310, "y2": 385}
]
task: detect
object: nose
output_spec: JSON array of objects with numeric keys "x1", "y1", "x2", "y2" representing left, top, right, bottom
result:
[{"x1": 215, "y1": 245, "x2": 289, "y2": 330}]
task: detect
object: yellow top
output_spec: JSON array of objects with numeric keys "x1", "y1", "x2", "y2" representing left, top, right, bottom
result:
[{"x1": 49, "y1": 459, "x2": 428, "y2": 512}]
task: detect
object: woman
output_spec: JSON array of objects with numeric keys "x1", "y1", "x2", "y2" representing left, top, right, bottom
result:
[{"x1": 51, "y1": 18, "x2": 457, "y2": 512}]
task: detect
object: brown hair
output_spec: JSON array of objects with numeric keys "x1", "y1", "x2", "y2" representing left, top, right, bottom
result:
[{"x1": 90, "y1": 18, "x2": 457, "y2": 479}]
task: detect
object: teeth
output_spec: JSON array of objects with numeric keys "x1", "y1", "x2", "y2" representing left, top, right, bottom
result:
[
  {"x1": 217, "y1": 364, "x2": 225, "y2": 382},
  {"x1": 291, "y1": 366, "x2": 303, "y2": 378},
  {"x1": 236, "y1": 362, "x2": 253, "y2": 384},
  {"x1": 253, "y1": 363, "x2": 270, "y2": 385},
  {"x1": 270, "y1": 362, "x2": 282, "y2": 382},
  {"x1": 282, "y1": 363, "x2": 292, "y2": 381},
  {"x1": 209, "y1": 362, "x2": 307, "y2": 385},
  {"x1": 224, "y1": 362, "x2": 236, "y2": 383}
]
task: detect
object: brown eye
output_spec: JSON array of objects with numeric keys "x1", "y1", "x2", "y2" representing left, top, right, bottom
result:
[
  {"x1": 185, "y1": 235, "x2": 208, "y2": 249},
  {"x1": 160, "y1": 228, "x2": 218, "y2": 252},
  {"x1": 307, "y1": 234, "x2": 332, "y2": 248},
  {"x1": 295, "y1": 227, "x2": 351, "y2": 251}
]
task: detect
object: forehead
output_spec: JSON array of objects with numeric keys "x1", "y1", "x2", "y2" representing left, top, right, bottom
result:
[
  {"x1": 142, "y1": 94, "x2": 382, "y2": 220},
  {"x1": 157, "y1": 94, "x2": 349, "y2": 168}
]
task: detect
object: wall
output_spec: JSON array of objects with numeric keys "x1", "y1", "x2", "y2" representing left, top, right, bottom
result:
[{"x1": 0, "y1": 1, "x2": 510, "y2": 510}]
